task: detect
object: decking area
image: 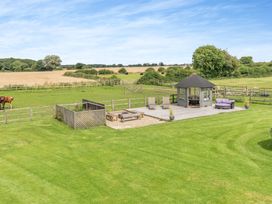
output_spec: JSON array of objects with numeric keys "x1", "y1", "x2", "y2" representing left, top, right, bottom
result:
[{"x1": 129, "y1": 105, "x2": 244, "y2": 121}]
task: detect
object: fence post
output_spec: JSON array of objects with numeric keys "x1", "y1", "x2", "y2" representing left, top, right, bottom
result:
[
  {"x1": 224, "y1": 86, "x2": 227, "y2": 98},
  {"x1": 111, "y1": 100, "x2": 115, "y2": 112},
  {"x1": 29, "y1": 107, "x2": 33, "y2": 121},
  {"x1": 128, "y1": 98, "x2": 131, "y2": 109},
  {"x1": 144, "y1": 97, "x2": 147, "y2": 107},
  {"x1": 245, "y1": 86, "x2": 248, "y2": 96}
]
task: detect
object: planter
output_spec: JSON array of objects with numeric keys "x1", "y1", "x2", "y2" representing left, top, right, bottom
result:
[{"x1": 169, "y1": 115, "x2": 175, "y2": 121}]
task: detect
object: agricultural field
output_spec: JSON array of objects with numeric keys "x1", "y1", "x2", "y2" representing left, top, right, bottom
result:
[{"x1": 0, "y1": 70, "x2": 91, "y2": 88}]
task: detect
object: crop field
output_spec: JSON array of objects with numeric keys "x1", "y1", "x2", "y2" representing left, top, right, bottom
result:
[
  {"x1": 0, "y1": 86, "x2": 271, "y2": 203},
  {"x1": 0, "y1": 70, "x2": 92, "y2": 88}
]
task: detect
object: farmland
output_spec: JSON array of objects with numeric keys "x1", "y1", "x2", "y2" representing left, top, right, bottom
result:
[{"x1": 0, "y1": 85, "x2": 272, "y2": 203}]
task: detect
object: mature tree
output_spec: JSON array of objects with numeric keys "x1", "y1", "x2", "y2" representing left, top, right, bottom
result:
[
  {"x1": 33, "y1": 60, "x2": 45, "y2": 71},
  {"x1": 11, "y1": 60, "x2": 28, "y2": 71},
  {"x1": 165, "y1": 67, "x2": 194, "y2": 82},
  {"x1": 75, "y1": 63, "x2": 85, "y2": 69},
  {"x1": 159, "y1": 62, "x2": 164, "y2": 66},
  {"x1": 43, "y1": 55, "x2": 62, "y2": 71},
  {"x1": 192, "y1": 45, "x2": 239, "y2": 78},
  {"x1": 240, "y1": 56, "x2": 254, "y2": 66}
]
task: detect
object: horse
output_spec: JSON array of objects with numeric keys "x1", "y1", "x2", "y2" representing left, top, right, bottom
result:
[{"x1": 0, "y1": 96, "x2": 14, "y2": 110}]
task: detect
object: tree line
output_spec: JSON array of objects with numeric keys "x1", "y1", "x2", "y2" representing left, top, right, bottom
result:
[
  {"x1": 136, "y1": 45, "x2": 272, "y2": 86},
  {"x1": 192, "y1": 45, "x2": 272, "y2": 78},
  {"x1": 0, "y1": 55, "x2": 62, "y2": 72}
]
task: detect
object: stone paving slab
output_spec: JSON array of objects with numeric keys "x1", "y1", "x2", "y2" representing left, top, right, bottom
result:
[{"x1": 129, "y1": 105, "x2": 244, "y2": 121}]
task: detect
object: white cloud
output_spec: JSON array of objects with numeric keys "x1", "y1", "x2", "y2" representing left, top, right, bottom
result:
[{"x1": 0, "y1": 0, "x2": 271, "y2": 64}]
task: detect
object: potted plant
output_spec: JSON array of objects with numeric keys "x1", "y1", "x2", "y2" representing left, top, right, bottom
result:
[
  {"x1": 169, "y1": 108, "x2": 175, "y2": 121},
  {"x1": 244, "y1": 98, "x2": 250, "y2": 109}
]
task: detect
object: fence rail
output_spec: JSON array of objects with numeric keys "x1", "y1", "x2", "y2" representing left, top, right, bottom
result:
[
  {"x1": 0, "y1": 106, "x2": 55, "y2": 124},
  {"x1": 214, "y1": 86, "x2": 272, "y2": 104}
]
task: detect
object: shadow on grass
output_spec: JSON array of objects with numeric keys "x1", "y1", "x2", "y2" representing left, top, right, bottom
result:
[{"x1": 258, "y1": 139, "x2": 272, "y2": 151}]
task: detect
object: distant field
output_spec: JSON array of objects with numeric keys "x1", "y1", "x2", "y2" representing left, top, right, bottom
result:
[
  {"x1": 212, "y1": 77, "x2": 272, "y2": 88},
  {"x1": 1, "y1": 69, "x2": 272, "y2": 89},
  {"x1": 0, "y1": 70, "x2": 90, "y2": 88}
]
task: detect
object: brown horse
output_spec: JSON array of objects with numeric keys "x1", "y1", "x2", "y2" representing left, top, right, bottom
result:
[{"x1": 0, "y1": 96, "x2": 14, "y2": 110}]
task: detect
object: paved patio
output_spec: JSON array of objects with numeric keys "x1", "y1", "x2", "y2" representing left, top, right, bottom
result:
[
  {"x1": 106, "y1": 111, "x2": 164, "y2": 129},
  {"x1": 129, "y1": 105, "x2": 244, "y2": 121}
]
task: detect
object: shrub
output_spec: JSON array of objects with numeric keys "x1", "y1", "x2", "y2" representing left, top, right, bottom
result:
[
  {"x1": 99, "y1": 75, "x2": 121, "y2": 86},
  {"x1": 137, "y1": 71, "x2": 165, "y2": 85},
  {"x1": 98, "y1": 69, "x2": 114, "y2": 75},
  {"x1": 145, "y1": 67, "x2": 156, "y2": 73},
  {"x1": 165, "y1": 67, "x2": 195, "y2": 82},
  {"x1": 158, "y1": 67, "x2": 166, "y2": 73},
  {"x1": 75, "y1": 63, "x2": 85, "y2": 69},
  {"x1": 76, "y1": 69, "x2": 97, "y2": 75},
  {"x1": 64, "y1": 71, "x2": 99, "y2": 80},
  {"x1": 118, "y1": 67, "x2": 128, "y2": 74}
]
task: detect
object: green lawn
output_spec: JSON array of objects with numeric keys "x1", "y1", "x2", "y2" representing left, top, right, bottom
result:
[
  {"x1": 0, "y1": 103, "x2": 272, "y2": 203},
  {"x1": 0, "y1": 86, "x2": 272, "y2": 203},
  {"x1": 212, "y1": 76, "x2": 272, "y2": 88},
  {"x1": 0, "y1": 85, "x2": 175, "y2": 108},
  {"x1": 104, "y1": 73, "x2": 141, "y2": 83}
]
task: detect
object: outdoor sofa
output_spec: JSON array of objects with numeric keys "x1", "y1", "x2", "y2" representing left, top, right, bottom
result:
[
  {"x1": 215, "y1": 98, "x2": 235, "y2": 109},
  {"x1": 119, "y1": 111, "x2": 143, "y2": 122}
]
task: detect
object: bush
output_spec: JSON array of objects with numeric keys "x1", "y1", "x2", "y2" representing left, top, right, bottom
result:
[
  {"x1": 64, "y1": 71, "x2": 99, "y2": 80},
  {"x1": 75, "y1": 63, "x2": 85, "y2": 69},
  {"x1": 137, "y1": 71, "x2": 165, "y2": 85},
  {"x1": 76, "y1": 69, "x2": 97, "y2": 75},
  {"x1": 118, "y1": 68, "x2": 128, "y2": 74},
  {"x1": 238, "y1": 64, "x2": 272, "y2": 77},
  {"x1": 98, "y1": 69, "x2": 114, "y2": 75},
  {"x1": 165, "y1": 67, "x2": 195, "y2": 82},
  {"x1": 145, "y1": 67, "x2": 156, "y2": 73},
  {"x1": 99, "y1": 75, "x2": 121, "y2": 86},
  {"x1": 158, "y1": 67, "x2": 166, "y2": 73}
]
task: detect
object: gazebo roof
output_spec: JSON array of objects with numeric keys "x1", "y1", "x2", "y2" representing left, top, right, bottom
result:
[{"x1": 175, "y1": 74, "x2": 215, "y2": 88}]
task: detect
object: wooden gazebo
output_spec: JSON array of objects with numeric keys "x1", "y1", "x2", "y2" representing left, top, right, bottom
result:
[{"x1": 175, "y1": 74, "x2": 215, "y2": 107}]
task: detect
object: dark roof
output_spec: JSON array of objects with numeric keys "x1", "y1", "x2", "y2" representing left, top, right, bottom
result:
[{"x1": 175, "y1": 74, "x2": 215, "y2": 88}]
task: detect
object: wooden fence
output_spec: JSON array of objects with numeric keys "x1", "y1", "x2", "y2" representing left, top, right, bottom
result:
[
  {"x1": 55, "y1": 100, "x2": 106, "y2": 129},
  {"x1": 214, "y1": 86, "x2": 272, "y2": 104},
  {"x1": 0, "y1": 106, "x2": 55, "y2": 124}
]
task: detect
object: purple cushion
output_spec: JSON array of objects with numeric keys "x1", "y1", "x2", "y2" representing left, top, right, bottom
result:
[{"x1": 216, "y1": 98, "x2": 233, "y2": 104}]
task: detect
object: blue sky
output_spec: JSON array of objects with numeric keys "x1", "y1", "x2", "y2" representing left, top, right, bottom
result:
[{"x1": 0, "y1": 0, "x2": 271, "y2": 64}]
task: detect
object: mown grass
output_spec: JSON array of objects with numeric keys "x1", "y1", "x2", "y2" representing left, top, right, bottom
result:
[
  {"x1": 0, "y1": 85, "x2": 175, "y2": 108},
  {"x1": 0, "y1": 104, "x2": 272, "y2": 203}
]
